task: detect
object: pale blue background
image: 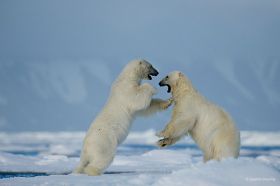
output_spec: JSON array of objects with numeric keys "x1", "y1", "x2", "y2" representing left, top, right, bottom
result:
[{"x1": 0, "y1": 0, "x2": 279, "y2": 131}]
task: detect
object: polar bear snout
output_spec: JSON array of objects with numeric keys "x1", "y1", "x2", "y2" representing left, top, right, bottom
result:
[
  {"x1": 149, "y1": 67, "x2": 159, "y2": 76},
  {"x1": 159, "y1": 80, "x2": 165, "y2": 86},
  {"x1": 159, "y1": 79, "x2": 171, "y2": 93},
  {"x1": 147, "y1": 66, "x2": 159, "y2": 80}
]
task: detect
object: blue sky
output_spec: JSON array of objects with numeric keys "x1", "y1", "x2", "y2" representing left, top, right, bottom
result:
[{"x1": 0, "y1": 0, "x2": 279, "y2": 131}]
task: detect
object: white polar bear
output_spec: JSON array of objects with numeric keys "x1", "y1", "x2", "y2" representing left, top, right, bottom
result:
[
  {"x1": 157, "y1": 71, "x2": 240, "y2": 162},
  {"x1": 74, "y1": 59, "x2": 172, "y2": 175}
]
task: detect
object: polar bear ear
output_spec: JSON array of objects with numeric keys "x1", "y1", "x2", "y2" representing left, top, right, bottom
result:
[
  {"x1": 178, "y1": 72, "x2": 183, "y2": 78},
  {"x1": 175, "y1": 72, "x2": 183, "y2": 87}
]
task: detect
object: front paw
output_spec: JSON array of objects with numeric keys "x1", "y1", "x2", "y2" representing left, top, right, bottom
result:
[
  {"x1": 161, "y1": 98, "x2": 173, "y2": 110},
  {"x1": 156, "y1": 130, "x2": 165, "y2": 138},
  {"x1": 156, "y1": 129, "x2": 169, "y2": 138},
  {"x1": 156, "y1": 125, "x2": 174, "y2": 138},
  {"x1": 157, "y1": 138, "x2": 171, "y2": 148}
]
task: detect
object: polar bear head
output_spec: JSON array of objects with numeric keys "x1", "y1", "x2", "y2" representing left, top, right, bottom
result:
[
  {"x1": 159, "y1": 71, "x2": 193, "y2": 93},
  {"x1": 123, "y1": 59, "x2": 159, "y2": 81}
]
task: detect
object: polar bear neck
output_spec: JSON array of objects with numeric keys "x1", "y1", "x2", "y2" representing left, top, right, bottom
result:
[
  {"x1": 171, "y1": 77, "x2": 197, "y2": 102},
  {"x1": 117, "y1": 69, "x2": 142, "y2": 85}
]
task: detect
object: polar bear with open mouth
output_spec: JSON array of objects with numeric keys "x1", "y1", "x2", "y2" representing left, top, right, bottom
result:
[
  {"x1": 74, "y1": 59, "x2": 172, "y2": 175},
  {"x1": 157, "y1": 71, "x2": 240, "y2": 162}
]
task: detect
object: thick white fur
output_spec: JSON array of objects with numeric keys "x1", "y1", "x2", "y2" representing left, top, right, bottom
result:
[
  {"x1": 157, "y1": 71, "x2": 240, "y2": 162},
  {"x1": 74, "y1": 60, "x2": 172, "y2": 175}
]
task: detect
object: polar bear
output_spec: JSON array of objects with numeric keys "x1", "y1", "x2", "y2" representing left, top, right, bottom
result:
[
  {"x1": 157, "y1": 71, "x2": 240, "y2": 162},
  {"x1": 74, "y1": 59, "x2": 172, "y2": 176}
]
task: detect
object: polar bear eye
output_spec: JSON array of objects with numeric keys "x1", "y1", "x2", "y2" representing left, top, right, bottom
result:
[{"x1": 166, "y1": 76, "x2": 169, "y2": 79}]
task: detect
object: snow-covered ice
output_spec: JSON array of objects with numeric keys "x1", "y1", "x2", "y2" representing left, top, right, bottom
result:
[{"x1": 0, "y1": 130, "x2": 279, "y2": 185}]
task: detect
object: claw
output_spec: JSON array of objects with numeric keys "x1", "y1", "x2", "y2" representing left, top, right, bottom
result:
[
  {"x1": 168, "y1": 97, "x2": 174, "y2": 103},
  {"x1": 157, "y1": 138, "x2": 169, "y2": 148},
  {"x1": 161, "y1": 98, "x2": 174, "y2": 110}
]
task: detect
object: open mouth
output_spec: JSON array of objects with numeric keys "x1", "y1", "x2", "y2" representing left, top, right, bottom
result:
[
  {"x1": 148, "y1": 74, "x2": 157, "y2": 80},
  {"x1": 159, "y1": 82, "x2": 171, "y2": 93},
  {"x1": 148, "y1": 69, "x2": 159, "y2": 80},
  {"x1": 165, "y1": 84, "x2": 171, "y2": 93}
]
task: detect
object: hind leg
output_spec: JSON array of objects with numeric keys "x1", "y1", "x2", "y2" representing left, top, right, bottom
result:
[
  {"x1": 82, "y1": 143, "x2": 115, "y2": 176},
  {"x1": 73, "y1": 159, "x2": 88, "y2": 174},
  {"x1": 83, "y1": 155, "x2": 114, "y2": 176},
  {"x1": 213, "y1": 146, "x2": 239, "y2": 161},
  {"x1": 83, "y1": 164, "x2": 103, "y2": 176},
  {"x1": 73, "y1": 149, "x2": 89, "y2": 174}
]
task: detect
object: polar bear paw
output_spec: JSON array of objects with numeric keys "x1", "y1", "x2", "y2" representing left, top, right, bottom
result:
[
  {"x1": 157, "y1": 137, "x2": 180, "y2": 148},
  {"x1": 157, "y1": 138, "x2": 171, "y2": 148},
  {"x1": 161, "y1": 98, "x2": 173, "y2": 110},
  {"x1": 156, "y1": 125, "x2": 174, "y2": 138}
]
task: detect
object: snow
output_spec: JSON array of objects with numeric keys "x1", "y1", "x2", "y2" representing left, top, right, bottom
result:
[
  {"x1": 0, "y1": 130, "x2": 279, "y2": 185},
  {"x1": 154, "y1": 158, "x2": 279, "y2": 186}
]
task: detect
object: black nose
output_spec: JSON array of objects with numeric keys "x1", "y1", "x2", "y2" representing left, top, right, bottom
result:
[
  {"x1": 150, "y1": 68, "x2": 159, "y2": 76},
  {"x1": 154, "y1": 69, "x2": 159, "y2": 76}
]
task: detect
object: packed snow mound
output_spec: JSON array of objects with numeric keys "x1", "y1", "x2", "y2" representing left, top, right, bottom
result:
[
  {"x1": 0, "y1": 130, "x2": 279, "y2": 185},
  {"x1": 154, "y1": 158, "x2": 279, "y2": 186}
]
